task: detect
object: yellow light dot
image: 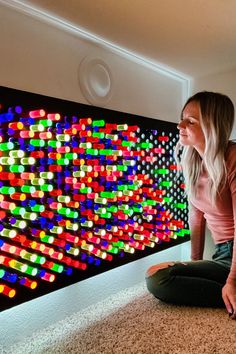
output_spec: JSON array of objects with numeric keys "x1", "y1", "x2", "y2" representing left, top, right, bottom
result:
[
  {"x1": 9, "y1": 246, "x2": 16, "y2": 254},
  {"x1": 49, "y1": 275, "x2": 55, "y2": 282},
  {"x1": 31, "y1": 281, "x2": 37, "y2": 289},
  {"x1": 9, "y1": 289, "x2": 16, "y2": 298},
  {"x1": 39, "y1": 244, "x2": 46, "y2": 252}
]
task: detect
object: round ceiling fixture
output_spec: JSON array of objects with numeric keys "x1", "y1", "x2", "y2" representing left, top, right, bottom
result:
[{"x1": 78, "y1": 57, "x2": 113, "y2": 106}]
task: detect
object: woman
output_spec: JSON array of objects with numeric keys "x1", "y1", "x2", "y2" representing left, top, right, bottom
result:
[{"x1": 146, "y1": 91, "x2": 236, "y2": 319}]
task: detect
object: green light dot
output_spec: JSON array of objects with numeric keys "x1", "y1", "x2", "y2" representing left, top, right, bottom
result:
[{"x1": 0, "y1": 142, "x2": 14, "y2": 151}]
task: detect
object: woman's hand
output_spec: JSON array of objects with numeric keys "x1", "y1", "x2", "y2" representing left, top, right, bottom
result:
[{"x1": 222, "y1": 282, "x2": 236, "y2": 319}]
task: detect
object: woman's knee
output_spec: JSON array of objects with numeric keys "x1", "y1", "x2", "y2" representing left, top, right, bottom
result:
[
  {"x1": 145, "y1": 266, "x2": 173, "y2": 300},
  {"x1": 146, "y1": 262, "x2": 176, "y2": 278}
]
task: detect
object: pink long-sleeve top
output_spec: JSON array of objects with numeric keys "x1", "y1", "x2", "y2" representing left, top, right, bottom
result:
[{"x1": 189, "y1": 142, "x2": 236, "y2": 284}]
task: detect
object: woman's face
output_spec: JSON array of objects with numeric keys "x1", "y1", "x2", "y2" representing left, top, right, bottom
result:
[{"x1": 177, "y1": 100, "x2": 205, "y2": 155}]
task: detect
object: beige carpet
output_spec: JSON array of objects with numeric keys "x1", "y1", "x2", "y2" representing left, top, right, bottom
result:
[{"x1": 5, "y1": 282, "x2": 236, "y2": 354}]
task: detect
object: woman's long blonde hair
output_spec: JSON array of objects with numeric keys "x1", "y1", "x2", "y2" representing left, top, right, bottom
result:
[{"x1": 175, "y1": 91, "x2": 235, "y2": 204}]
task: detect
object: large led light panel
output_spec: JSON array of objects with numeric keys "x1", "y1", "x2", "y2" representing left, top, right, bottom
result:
[{"x1": 0, "y1": 86, "x2": 189, "y2": 311}]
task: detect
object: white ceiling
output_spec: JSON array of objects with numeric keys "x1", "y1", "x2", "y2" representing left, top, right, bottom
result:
[{"x1": 14, "y1": 0, "x2": 236, "y2": 78}]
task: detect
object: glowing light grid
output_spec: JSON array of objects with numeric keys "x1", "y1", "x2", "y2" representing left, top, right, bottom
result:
[{"x1": 0, "y1": 87, "x2": 189, "y2": 309}]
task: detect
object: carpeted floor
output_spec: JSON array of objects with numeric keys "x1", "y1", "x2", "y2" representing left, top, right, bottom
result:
[{"x1": 5, "y1": 282, "x2": 236, "y2": 354}]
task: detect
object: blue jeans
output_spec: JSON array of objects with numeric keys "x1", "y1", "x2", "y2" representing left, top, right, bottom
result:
[{"x1": 146, "y1": 240, "x2": 233, "y2": 307}]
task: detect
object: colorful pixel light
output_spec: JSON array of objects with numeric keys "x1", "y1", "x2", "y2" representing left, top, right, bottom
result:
[{"x1": 0, "y1": 86, "x2": 189, "y2": 310}]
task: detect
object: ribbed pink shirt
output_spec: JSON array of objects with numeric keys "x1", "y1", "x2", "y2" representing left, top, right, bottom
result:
[{"x1": 189, "y1": 142, "x2": 236, "y2": 284}]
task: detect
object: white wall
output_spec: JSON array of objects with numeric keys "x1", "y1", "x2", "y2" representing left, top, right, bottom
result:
[
  {"x1": 0, "y1": 2, "x2": 188, "y2": 122},
  {"x1": 193, "y1": 67, "x2": 236, "y2": 139},
  {"x1": 0, "y1": 2, "x2": 190, "y2": 350}
]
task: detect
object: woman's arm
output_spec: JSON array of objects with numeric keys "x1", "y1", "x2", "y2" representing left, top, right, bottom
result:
[
  {"x1": 222, "y1": 152, "x2": 236, "y2": 318},
  {"x1": 188, "y1": 202, "x2": 206, "y2": 261}
]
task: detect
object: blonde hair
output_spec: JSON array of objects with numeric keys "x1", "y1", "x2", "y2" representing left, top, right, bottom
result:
[{"x1": 175, "y1": 91, "x2": 235, "y2": 204}]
